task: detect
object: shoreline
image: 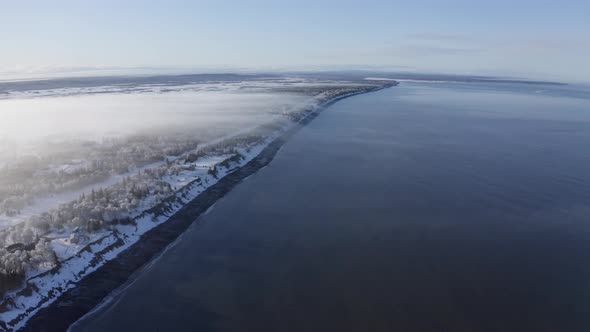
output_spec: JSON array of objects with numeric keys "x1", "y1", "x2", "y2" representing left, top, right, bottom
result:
[{"x1": 16, "y1": 82, "x2": 397, "y2": 332}]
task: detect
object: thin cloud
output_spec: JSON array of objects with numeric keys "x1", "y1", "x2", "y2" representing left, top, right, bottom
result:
[
  {"x1": 406, "y1": 33, "x2": 478, "y2": 43},
  {"x1": 359, "y1": 45, "x2": 485, "y2": 58}
]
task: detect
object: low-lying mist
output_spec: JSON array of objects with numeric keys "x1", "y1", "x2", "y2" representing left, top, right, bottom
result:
[
  {"x1": 0, "y1": 89, "x2": 309, "y2": 161},
  {"x1": 0, "y1": 85, "x2": 318, "y2": 229}
]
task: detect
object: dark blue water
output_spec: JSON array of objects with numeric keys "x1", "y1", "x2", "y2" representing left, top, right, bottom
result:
[{"x1": 73, "y1": 82, "x2": 590, "y2": 332}]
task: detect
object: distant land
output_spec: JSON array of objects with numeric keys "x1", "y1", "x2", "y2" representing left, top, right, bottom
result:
[{"x1": 0, "y1": 71, "x2": 566, "y2": 96}]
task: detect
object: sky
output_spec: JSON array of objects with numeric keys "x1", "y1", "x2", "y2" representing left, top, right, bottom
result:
[{"x1": 1, "y1": 0, "x2": 589, "y2": 82}]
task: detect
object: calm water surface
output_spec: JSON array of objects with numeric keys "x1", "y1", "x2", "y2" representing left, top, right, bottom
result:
[{"x1": 73, "y1": 82, "x2": 590, "y2": 332}]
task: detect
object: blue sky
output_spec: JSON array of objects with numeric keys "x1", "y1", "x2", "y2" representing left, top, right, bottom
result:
[{"x1": 1, "y1": 0, "x2": 589, "y2": 81}]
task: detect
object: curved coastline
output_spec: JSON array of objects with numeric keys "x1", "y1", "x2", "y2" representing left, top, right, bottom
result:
[{"x1": 17, "y1": 82, "x2": 398, "y2": 332}]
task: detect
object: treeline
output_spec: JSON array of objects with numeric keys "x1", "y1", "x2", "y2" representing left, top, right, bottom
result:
[
  {"x1": 0, "y1": 132, "x2": 267, "y2": 277},
  {"x1": 0, "y1": 134, "x2": 204, "y2": 217}
]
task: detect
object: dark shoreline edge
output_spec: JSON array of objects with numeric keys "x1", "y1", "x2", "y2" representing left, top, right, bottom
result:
[{"x1": 17, "y1": 82, "x2": 397, "y2": 332}]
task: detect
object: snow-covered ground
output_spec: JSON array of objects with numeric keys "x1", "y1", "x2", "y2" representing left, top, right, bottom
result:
[
  {"x1": 0, "y1": 160, "x2": 166, "y2": 231},
  {"x1": 0, "y1": 123, "x2": 272, "y2": 231}
]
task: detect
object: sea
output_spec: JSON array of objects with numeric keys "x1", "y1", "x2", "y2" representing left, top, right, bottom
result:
[{"x1": 71, "y1": 80, "x2": 590, "y2": 332}]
